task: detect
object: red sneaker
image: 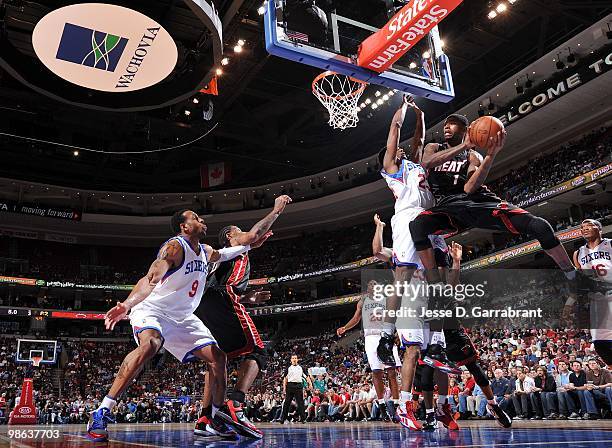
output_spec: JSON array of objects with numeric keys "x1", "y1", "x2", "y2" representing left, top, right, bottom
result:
[
  {"x1": 435, "y1": 403, "x2": 459, "y2": 430},
  {"x1": 397, "y1": 402, "x2": 423, "y2": 431},
  {"x1": 217, "y1": 400, "x2": 263, "y2": 439}
]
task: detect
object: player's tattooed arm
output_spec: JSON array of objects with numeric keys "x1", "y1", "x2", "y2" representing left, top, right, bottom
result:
[
  {"x1": 337, "y1": 298, "x2": 364, "y2": 336},
  {"x1": 230, "y1": 195, "x2": 293, "y2": 246},
  {"x1": 383, "y1": 96, "x2": 410, "y2": 174},
  {"x1": 372, "y1": 214, "x2": 393, "y2": 262},
  {"x1": 104, "y1": 240, "x2": 182, "y2": 330}
]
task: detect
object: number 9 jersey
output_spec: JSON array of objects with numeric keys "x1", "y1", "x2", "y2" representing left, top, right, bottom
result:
[
  {"x1": 130, "y1": 236, "x2": 216, "y2": 364},
  {"x1": 131, "y1": 236, "x2": 209, "y2": 321}
]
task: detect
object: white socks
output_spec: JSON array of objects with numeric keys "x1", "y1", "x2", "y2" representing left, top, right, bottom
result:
[
  {"x1": 99, "y1": 395, "x2": 116, "y2": 412},
  {"x1": 400, "y1": 391, "x2": 412, "y2": 411}
]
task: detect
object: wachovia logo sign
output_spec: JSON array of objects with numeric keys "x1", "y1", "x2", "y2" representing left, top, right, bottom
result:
[{"x1": 32, "y1": 3, "x2": 178, "y2": 92}]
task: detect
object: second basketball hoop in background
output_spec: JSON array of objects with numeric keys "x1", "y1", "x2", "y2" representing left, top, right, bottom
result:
[{"x1": 312, "y1": 71, "x2": 367, "y2": 130}]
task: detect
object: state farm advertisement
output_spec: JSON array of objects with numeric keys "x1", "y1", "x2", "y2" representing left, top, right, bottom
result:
[{"x1": 358, "y1": 0, "x2": 463, "y2": 72}]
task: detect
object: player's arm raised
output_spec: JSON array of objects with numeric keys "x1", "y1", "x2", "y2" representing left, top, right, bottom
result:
[
  {"x1": 420, "y1": 132, "x2": 476, "y2": 170},
  {"x1": 408, "y1": 97, "x2": 425, "y2": 163},
  {"x1": 205, "y1": 243, "x2": 251, "y2": 263},
  {"x1": 337, "y1": 298, "x2": 364, "y2": 337},
  {"x1": 104, "y1": 240, "x2": 183, "y2": 330},
  {"x1": 372, "y1": 214, "x2": 393, "y2": 262},
  {"x1": 464, "y1": 131, "x2": 506, "y2": 194},
  {"x1": 383, "y1": 96, "x2": 409, "y2": 174},
  {"x1": 228, "y1": 195, "x2": 292, "y2": 246}
]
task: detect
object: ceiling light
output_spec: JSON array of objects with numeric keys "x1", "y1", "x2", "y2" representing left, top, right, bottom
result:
[
  {"x1": 496, "y1": 3, "x2": 507, "y2": 13},
  {"x1": 221, "y1": 57, "x2": 229, "y2": 65},
  {"x1": 422, "y1": 51, "x2": 431, "y2": 59},
  {"x1": 73, "y1": 150, "x2": 79, "y2": 157},
  {"x1": 192, "y1": 98, "x2": 199, "y2": 104},
  {"x1": 257, "y1": 5, "x2": 266, "y2": 15},
  {"x1": 184, "y1": 110, "x2": 191, "y2": 116},
  {"x1": 383, "y1": 94, "x2": 389, "y2": 101},
  {"x1": 234, "y1": 45, "x2": 242, "y2": 53},
  {"x1": 365, "y1": 98, "x2": 371, "y2": 104},
  {"x1": 238, "y1": 39, "x2": 245, "y2": 46},
  {"x1": 377, "y1": 99, "x2": 383, "y2": 105},
  {"x1": 375, "y1": 91, "x2": 381, "y2": 97},
  {"x1": 409, "y1": 62, "x2": 417, "y2": 69},
  {"x1": 216, "y1": 68, "x2": 223, "y2": 76},
  {"x1": 372, "y1": 103, "x2": 378, "y2": 109},
  {"x1": 488, "y1": 10, "x2": 497, "y2": 19}
]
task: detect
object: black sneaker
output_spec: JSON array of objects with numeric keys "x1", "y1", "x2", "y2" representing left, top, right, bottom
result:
[
  {"x1": 216, "y1": 400, "x2": 263, "y2": 439},
  {"x1": 378, "y1": 402, "x2": 391, "y2": 422},
  {"x1": 487, "y1": 403, "x2": 512, "y2": 428},
  {"x1": 376, "y1": 332, "x2": 396, "y2": 365},
  {"x1": 423, "y1": 412, "x2": 437, "y2": 431}
]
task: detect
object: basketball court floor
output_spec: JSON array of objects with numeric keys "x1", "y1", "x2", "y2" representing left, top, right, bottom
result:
[{"x1": 2, "y1": 421, "x2": 611, "y2": 447}]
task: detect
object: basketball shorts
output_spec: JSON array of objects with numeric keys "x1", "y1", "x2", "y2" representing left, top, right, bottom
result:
[
  {"x1": 365, "y1": 333, "x2": 401, "y2": 371},
  {"x1": 130, "y1": 308, "x2": 216, "y2": 363},
  {"x1": 397, "y1": 323, "x2": 445, "y2": 351},
  {"x1": 196, "y1": 287, "x2": 264, "y2": 358},
  {"x1": 420, "y1": 192, "x2": 528, "y2": 237},
  {"x1": 391, "y1": 208, "x2": 447, "y2": 267}
]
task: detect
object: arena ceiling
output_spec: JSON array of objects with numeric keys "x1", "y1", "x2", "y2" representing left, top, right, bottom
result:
[{"x1": 0, "y1": 0, "x2": 611, "y2": 193}]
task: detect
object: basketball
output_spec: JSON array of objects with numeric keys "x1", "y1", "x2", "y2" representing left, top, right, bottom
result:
[{"x1": 469, "y1": 116, "x2": 505, "y2": 150}]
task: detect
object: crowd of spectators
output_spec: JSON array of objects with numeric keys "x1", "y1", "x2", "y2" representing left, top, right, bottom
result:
[{"x1": 0, "y1": 323, "x2": 611, "y2": 426}]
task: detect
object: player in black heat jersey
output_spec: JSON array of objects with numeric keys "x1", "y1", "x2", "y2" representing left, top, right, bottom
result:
[
  {"x1": 194, "y1": 195, "x2": 292, "y2": 439},
  {"x1": 409, "y1": 114, "x2": 577, "y2": 282}
]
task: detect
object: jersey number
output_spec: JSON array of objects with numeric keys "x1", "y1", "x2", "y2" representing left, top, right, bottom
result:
[
  {"x1": 453, "y1": 174, "x2": 460, "y2": 185},
  {"x1": 593, "y1": 264, "x2": 608, "y2": 278},
  {"x1": 188, "y1": 280, "x2": 199, "y2": 298}
]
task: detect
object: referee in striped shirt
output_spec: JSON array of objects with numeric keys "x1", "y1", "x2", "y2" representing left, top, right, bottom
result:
[{"x1": 280, "y1": 355, "x2": 312, "y2": 423}]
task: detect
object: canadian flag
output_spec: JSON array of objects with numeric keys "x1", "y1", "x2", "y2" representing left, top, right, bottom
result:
[{"x1": 201, "y1": 162, "x2": 231, "y2": 188}]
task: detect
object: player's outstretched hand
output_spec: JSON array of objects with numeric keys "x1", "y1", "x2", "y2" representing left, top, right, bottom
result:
[
  {"x1": 105, "y1": 301, "x2": 129, "y2": 331},
  {"x1": 251, "y1": 231, "x2": 273, "y2": 248},
  {"x1": 336, "y1": 326, "x2": 346, "y2": 337},
  {"x1": 243, "y1": 288, "x2": 271, "y2": 304},
  {"x1": 487, "y1": 129, "x2": 507, "y2": 156},
  {"x1": 374, "y1": 214, "x2": 386, "y2": 227},
  {"x1": 404, "y1": 95, "x2": 421, "y2": 112},
  {"x1": 450, "y1": 242, "x2": 463, "y2": 262},
  {"x1": 273, "y1": 195, "x2": 292, "y2": 214}
]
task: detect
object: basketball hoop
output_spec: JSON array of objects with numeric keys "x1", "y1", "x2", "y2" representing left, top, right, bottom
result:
[
  {"x1": 31, "y1": 356, "x2": 42, "y2": 367},
  {"x1": 312, "y1": 71, "x2": 367, "y2": 130}
]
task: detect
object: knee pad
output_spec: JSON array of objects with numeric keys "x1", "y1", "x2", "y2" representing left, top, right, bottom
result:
[
  {"x1": 514, "y1": 214, "x2": 559, "y2": 250},
  {"x1": 409, "y1": 218, "x2": 434, "y2": 252},
  {"x1": 420, "y1": 365, "x2": 435, "y2": 392},
  {"x1": 444, "y1": 327, "x2": 478, "y2": 365},
  {"x1": 594, "y1": 341, "x2": 612, "y2": 366},
  {"x1": 466, "y1": 362, "x2": 490, "y2": 388},
  {"x1": 244, "y1": 345, "x2": 269, "y2": 371}
]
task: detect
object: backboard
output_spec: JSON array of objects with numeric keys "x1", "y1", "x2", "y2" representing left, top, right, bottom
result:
[
  {"x1": 264, "y1": 0, "x2": 457, "y2": 102},
  {"x1": 15, "y1": 339, "x2": 58, "y2": 366}
]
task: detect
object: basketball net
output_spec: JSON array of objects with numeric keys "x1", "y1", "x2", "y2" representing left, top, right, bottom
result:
[
  {"x1": 31, "y1": 356, "x2": 42, "y2": 368},
  {"x1": 312, "y1": 71, "x2": 367, "y2": 130}
]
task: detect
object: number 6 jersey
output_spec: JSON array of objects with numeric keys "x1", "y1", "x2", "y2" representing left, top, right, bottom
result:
[
  {"x1": 131, "y1": 236, "x2": 209, "y2": 321},
  {"x1": 577, "y1": 238, "x2": 612, "y2": 283}
]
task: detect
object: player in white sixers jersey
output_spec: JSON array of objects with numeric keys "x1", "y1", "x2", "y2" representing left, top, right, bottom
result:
[
  {"x1": 376, "y1": 96, "x2": 448, "y2": 431},
  {"x1": 87, "y1": 210, "x2": 256, "y2": 441},
  {"x1": 572, "y1": 219, "x2": 612, "y2": 366},
  {"x1": 336, "y1": 271, "x2": 401, "y2": 422}
]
